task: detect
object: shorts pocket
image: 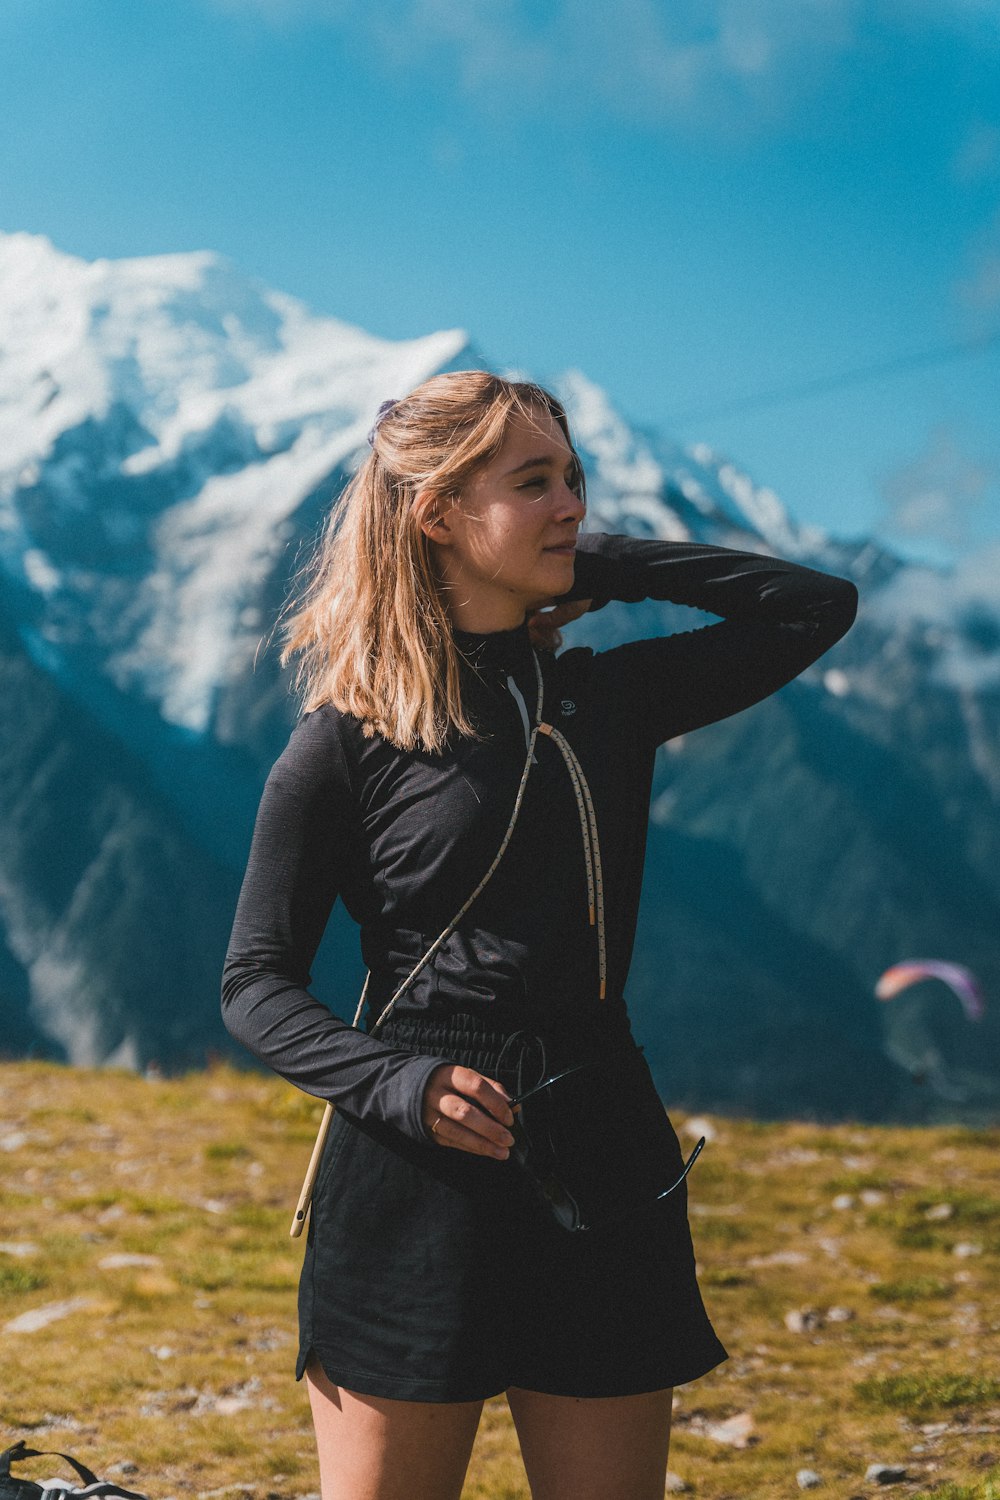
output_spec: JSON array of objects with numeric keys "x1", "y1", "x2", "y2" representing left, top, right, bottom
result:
[{"x1": 307, "y1": 1109, "x2": 353, "y2": 1245}]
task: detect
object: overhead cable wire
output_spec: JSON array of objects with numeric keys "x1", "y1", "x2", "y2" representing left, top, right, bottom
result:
[{"x1": 666, "y1": 326, "x2": 1000, "y2": 425}]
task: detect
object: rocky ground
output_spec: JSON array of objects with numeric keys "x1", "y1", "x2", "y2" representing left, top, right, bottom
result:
[{"x1": 1, "y1": 1059, "x2": 998, "y2": 1498}]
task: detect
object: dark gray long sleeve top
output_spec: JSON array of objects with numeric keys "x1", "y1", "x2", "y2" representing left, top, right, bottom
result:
[{"x1": 221, "y1": 530, "x2": 859, "y2": 1143}]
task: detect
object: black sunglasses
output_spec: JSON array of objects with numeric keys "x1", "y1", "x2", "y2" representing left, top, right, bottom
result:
[{"x1": 506, "y1": 1059, "x2": 706, "y2": 1234}]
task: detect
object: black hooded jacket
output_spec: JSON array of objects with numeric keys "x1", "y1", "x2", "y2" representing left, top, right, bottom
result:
[{"x1": 220, "y1": 530, "x2": 858, "y2": 1143}]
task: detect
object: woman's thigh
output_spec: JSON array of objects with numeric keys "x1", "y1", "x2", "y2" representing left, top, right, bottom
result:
[
  {"x1": 304, "y1": 1353, "x2": 485, "y2": 1500},
  {"x1": 505, "y1": 1384, "x2": 674, "y2": 1500}
]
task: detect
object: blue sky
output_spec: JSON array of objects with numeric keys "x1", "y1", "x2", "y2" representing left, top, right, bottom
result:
[{"x1": 1, "y1": 0, "x2": 998, "y2": 568}]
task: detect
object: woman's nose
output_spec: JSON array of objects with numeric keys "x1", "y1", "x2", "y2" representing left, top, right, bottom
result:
[{"x1": 556, "y1": 480, "x2": 586, "y2": 519}]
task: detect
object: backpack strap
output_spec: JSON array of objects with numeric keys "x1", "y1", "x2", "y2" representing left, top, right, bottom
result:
[
  {"x1": 289, "y1": 649, "x2": 548, "y2": 1238},
  {"x1": 0, "y1": 1440, "x2": 100, "y2": 1485}
]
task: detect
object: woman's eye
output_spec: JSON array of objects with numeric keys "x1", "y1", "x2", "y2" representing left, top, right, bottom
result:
[{"x1": 518, "y1": 466, "x2": 582, "y2": 493}]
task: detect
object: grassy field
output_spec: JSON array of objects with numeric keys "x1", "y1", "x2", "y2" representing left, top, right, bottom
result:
[{"x1": 1, "y1": 1058, "x2": 998, "y2": 1499}]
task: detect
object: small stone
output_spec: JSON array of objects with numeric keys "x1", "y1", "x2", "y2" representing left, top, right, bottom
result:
[
  {"x1": 953, "y1": 1241, "x2": 982, "y2": 1257},
  {"x1": 797, "y1": 1469, "x2": 823, "y2": 1489},
  {"x1": 99, "y1": 1253, "x2": 162, "y2": 1269},
  {"x1": 702, "y1": 1411, "x2": 757, "y2": 1447},
  {"x1": 679, "y1": 1115, "x2": 717, "y2": 1144},
  {"x1": 924, "y1": 1203, "x2": 953, "y2": 1220},
  {"x1": 747, "y1": 1250, "x2": 810, "y2": 1268},
  {"x1": 0, "y1": 1132, "x2": 29, "y2": 1151},
  {"x1": 150, "y1": 1345, "x2": 175, "y2": 1360},
  {"x1": 3, "y1": 1297, "x2": 98, "y2": 1334},
  {"x1": 785, "y1": 1307, "x2": 824, "y2": 1333},
  {"x1": 920, "y1": 1422, "x2": 949, "y2": 1436},
  {"x1": 859, "y1": 1189, "x2": 885, "y2": 1206},
  {"x1": 0, "y1": 1242, "x2": 38, "y2": 1257},
  {"x1": 826, "y1": 1306, "x2": 854, "y2": 1322},
  {"x1": 665, "y1": 1473, "x2": 690, "y2": 1493},
  {"x1": 865, "y1": 1462, "x2": 909, "y2": 1484},
  {"x1": 832, "y1": 1194, "x2": 855, "y2": 1210}
]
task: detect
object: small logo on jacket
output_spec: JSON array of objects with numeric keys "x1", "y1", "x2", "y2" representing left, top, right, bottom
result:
[{"x1": 560, "y1": 699, "x2": 577, "y2": 716}]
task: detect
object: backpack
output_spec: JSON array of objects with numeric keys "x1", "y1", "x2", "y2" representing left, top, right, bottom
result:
[{"x1": 0, "y1": 1441, "x2": 150, "y2": 1500}]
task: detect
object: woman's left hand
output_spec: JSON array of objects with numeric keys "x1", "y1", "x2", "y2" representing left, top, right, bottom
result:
[{"x1": 526, "y1": 598, "x2": 592, "y2": 651}]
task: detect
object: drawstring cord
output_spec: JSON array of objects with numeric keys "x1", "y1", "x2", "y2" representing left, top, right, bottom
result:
[
  {"x1": 506, "y1": 662, "x2": 606, "y2": 998},
  {"x1": 535, "y1": 715, "x2": 607, "y2": 1000}
]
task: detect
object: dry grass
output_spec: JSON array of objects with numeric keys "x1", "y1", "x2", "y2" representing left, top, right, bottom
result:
[{"x1": 1, "y1": 1059, "x2": 998, "y2": 1498}]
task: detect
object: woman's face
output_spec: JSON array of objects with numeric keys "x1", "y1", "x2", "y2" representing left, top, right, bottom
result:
[{"x1": 422, "y1": 406, "x2": 586, "y2": 632}]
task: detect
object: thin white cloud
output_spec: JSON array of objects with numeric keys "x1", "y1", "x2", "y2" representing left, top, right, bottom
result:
[
  {"x1": 201, "y1": 0, "x2": 932, "y2": 134},
  {"x1": 955, "y1": 204, "x2": 1000, "y2": 320},
  {"x1": 877, "y1": 424, "x2": 997, "y2": 551},
  {"x1": 205, "y1": 0, "x2": 1000, "y2": 145},
  {"x1": 952, "y1": 121, "x2": 1000, "y2": 183}
]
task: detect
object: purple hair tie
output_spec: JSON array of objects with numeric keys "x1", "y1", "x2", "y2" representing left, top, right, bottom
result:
[{"x1": 367, "y1": 398, "x2": 399, "y2": 448}]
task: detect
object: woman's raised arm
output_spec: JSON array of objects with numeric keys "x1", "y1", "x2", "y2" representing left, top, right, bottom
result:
[{"x1": 554, "y1": 529, "x2": 859, "y2": 746}]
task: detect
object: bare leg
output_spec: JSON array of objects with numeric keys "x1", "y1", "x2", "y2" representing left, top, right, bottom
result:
[
  {"x1": 506, "y1": 1384, "x2": 674, "y2": 1500},
  {"x1": 304, "y1": 1352, "x2": 485, "y2": 1500}
]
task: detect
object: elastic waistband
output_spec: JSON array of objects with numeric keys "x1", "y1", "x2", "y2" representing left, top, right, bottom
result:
[{"x1": 372, "y1": 1006, "x2": 639, "y2": 1094}]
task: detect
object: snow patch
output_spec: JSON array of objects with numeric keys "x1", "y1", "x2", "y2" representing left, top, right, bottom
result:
[
  {"x1": 866, "y1": 544, "x2": 1000, "y2": 693},
  {"x1": 21, "y1": 548, "x2": 61, "y2": 594}
]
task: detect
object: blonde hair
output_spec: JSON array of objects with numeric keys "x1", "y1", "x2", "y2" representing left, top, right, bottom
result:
[{"x1": 275, "y1": 370, "x2": 586, "y2": 754}]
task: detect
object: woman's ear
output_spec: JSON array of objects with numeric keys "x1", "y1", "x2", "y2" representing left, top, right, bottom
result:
[{"x1": 415, "y1": 489, "x2": 456, "y2": 546}]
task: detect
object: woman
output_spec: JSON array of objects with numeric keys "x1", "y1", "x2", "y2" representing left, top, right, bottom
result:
[{"x1": 221, "y1": 371, "x2": 859, "y2": 1500}]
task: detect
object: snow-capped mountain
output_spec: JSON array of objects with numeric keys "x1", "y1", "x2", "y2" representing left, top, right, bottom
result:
[
  {"x1": 0, "y1": 230, "x2": 474, "y2": 736},
  {"x1": 1, "y1": 229, "x2": 997, "y2": 1124}
]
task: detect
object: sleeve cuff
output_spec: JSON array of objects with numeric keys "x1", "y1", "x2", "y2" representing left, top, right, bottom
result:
[
  {"x1": 557, "y1": 531, "x2": 627, "y2": 613},
  {"x1": 399, "y1": 1053, "x2": 455, "y2": 1143}
]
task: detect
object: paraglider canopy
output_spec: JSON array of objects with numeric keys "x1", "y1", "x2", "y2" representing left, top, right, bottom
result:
[{"x1": 875, "y1": 960, "x2": 985, "y2": 1023}]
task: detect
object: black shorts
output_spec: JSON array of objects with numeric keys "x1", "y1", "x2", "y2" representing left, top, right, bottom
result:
[{"x1": 295, "y1": 1009, "x2": 730, "y2": 1403}]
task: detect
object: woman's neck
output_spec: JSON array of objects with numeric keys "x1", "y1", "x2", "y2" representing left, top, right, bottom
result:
[{"x1": 445, "y1": 600, "x2": 529, "y2": 634}]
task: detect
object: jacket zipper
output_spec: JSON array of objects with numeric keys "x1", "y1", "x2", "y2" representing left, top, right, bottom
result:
[{"x1": 505, "y1": 672, "x2": 539, "y2": 763}]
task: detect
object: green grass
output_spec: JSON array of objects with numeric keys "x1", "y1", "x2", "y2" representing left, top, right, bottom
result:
[
  {"x1": 204, "y1": 1141, "x2": 253, "y2": 1161},
  {"x1": 914, "y1": 1470, "x2": 1000, "y2": 1499},
  {"x1": 0, "y1": 1265, "x2": 48, "y2": 1295},
  {"x1": 868, "y1": 1276, "x2": 955, "y2": 1302},
  {"x1": 1, "y1": 1057, "x2": 998, "y2": 1498},
  {"x1": 855, "y1": 1373, "x2": 1000, "y2": 1412}
]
